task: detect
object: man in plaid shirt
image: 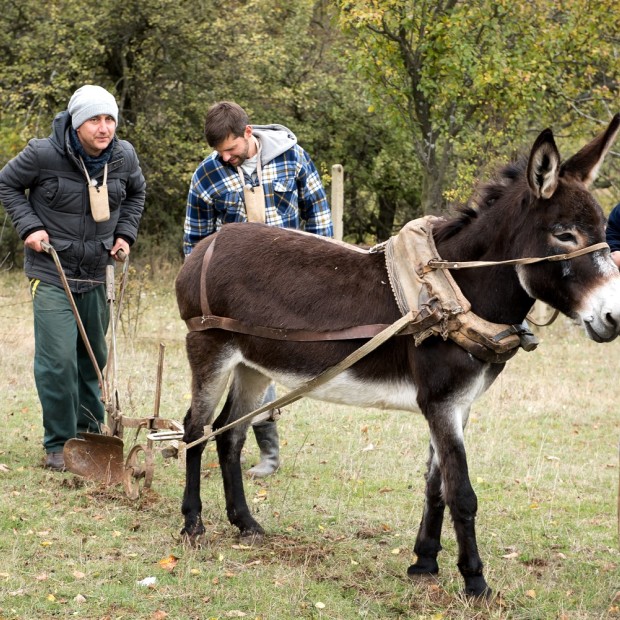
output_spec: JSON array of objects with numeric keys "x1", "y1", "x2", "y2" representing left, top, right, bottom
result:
[
  {"x1": 183, "y1": 102, "x2": 333, "y2": 255},
  {"x1": 183, "y1": 101, "x2": 334, "y2": 477}
]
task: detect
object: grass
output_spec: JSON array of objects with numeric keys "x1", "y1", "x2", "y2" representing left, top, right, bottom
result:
[{"x1": 0, "y1": 266, "x2": 619, "y2": 619}]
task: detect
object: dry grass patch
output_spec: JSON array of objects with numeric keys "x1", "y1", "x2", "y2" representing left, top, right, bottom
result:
[{"x1": 1, "y1": 268, "x2": 619, "y2": 619}]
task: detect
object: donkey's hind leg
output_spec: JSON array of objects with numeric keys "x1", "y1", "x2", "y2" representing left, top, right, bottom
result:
[
  {"x1": 409, "y1": 443, "x2": 445, "y2": 578},
  {"x1": 214, "y1": 364, "x2": 272, "y2": 539},
  {"x1": 181, "y1": 333, "x2": 233, "y2": 541}
]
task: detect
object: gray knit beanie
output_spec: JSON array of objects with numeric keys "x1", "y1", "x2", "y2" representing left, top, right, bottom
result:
[{"x1": 68, "y1": 85, "x2": 119, "y2": 129}]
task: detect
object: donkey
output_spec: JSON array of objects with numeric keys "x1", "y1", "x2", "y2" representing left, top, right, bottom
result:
[{"x1": 175, "y1": 115, "x2": 620, "y2": 597}]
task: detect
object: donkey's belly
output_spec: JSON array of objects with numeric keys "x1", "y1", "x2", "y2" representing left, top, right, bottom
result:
[{"x1": 248, "y1": 361, "x2": 420, "y2": 412}]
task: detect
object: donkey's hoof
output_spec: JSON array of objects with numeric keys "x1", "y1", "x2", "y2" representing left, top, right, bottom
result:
[
  {"x1": 239, "y1": 529, "x2": 264, "y2": 546},
  {"x1": 180, "y1": 530, "x2": 206, "y2": 548},
  {"x1": 462, "y1": 576, "x2": 492, "y2": 600},
  {"x1": 180, "y1": 520, "x2": 206, "y2": 547},
  {"x1": 407, "y1": 557, "x2": 439, "y2": 578}
]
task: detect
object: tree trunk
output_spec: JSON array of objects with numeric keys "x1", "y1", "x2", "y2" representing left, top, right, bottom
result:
[{"x1": 376, "y1": 193, "x2": 397, "y2": 241}]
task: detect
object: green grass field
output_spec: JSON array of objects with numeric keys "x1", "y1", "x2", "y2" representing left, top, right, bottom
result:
[{"x1": 0, "y1": 268, "x2": 618, "y2": 620}]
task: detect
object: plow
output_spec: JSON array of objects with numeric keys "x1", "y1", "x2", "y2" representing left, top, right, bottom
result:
[{"x1": 42, "y1": 242, "x2": 182, "y2": 498}]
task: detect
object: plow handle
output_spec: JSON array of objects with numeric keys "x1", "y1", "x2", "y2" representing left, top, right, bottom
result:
[{"x1": 40, "y1": 241, "x2": 107, "y2": 401}]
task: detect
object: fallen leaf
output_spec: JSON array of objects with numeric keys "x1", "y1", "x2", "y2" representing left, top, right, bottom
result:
[
  {"x1": 151, "y1": 611, "x2": 168, "y2": 620},
  {"x1": 74, "y1": 594, "x2": 86, "y2": 603},
  {"x1": 391, "y1": 548, "x2": 401, "y2": 555},
  {"x1": 73, "y1": 570, "x2": 86, "y2": 579},
  {"x1": 158, "y1": 555, "x2": 179, "y2": 573},
  {"x1": 0, "y1": 464, "x2": 10, "y2": 472},
  {"x1": 361, "y1": 443, "x2": 375, "y2": 452},
  {"x1": 35, "y1": 573, "x2": 48, "y2": 581},
  {"x1": 225, "y1": 611, "x2": 246, "y2": 617},
  {"x1": 525, "y1": 589, "x2": 536, "y2": 599},
  {"x1": 502, "y1": 552, "x2": 518, "y2": 559},
  {"x1": 315, "y1": 602, "x2": 326, "y2": 609},
  {"x1": 47, "y1": 594, "x2": 56, "y2": 602}
]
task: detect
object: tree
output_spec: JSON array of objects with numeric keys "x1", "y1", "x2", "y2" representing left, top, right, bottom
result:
[
  {"x1": 1, "y1": 0, "x2": 424, "y2": 256},
  {"x1": 337, "y1": 0, "x2": 620, "y2": 214}
]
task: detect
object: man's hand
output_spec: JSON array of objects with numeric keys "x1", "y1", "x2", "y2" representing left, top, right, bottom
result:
[
  {"x1": 611, "y1": 250, "x2": 620, "y2": 268},
  {"x1": 111, "y1": 238, "x2": 130, "y2": 262},
  {"x1": 24, "y1": 230, "x2": 49, "y2": 252}
]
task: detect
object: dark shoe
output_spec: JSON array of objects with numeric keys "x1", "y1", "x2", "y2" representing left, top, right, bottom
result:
[
  {"x1": 247, "y1": 419, "x2": 280, "y2": 478},
  {"x1": 45, "y1": 452, "x2": 66, "y2": 472}
]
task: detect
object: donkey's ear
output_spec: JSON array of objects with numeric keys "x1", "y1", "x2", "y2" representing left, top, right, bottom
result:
[
  {"x1": 560, "y1": 114, "x2": 620, "y2": 188},
  {"x1": 527, "y1": 128, "x2": 560, "y2": 200}
]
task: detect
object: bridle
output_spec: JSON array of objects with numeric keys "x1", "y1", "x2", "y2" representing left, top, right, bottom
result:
[
  {"x1": 424, "y1": 241, "x2": 609, "y2": 328},
  {"x1": 425, "y1": 241, "x2": 609, "y2": 271}
]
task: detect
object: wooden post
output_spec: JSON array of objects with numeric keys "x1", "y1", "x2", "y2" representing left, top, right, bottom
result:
[{"x1": 331, "y1": 164, "x2": 344, "y2": 241}]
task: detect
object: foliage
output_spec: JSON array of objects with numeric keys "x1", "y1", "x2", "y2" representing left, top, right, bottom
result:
[
  {"x1": 0, "y1": 0, "x2": 415, "y2": 262},
  {"x1": 337, "y1": 0, "x2": 620, "y2": 213},
  {"x1": 1, "y1": 0, "x2": 618, "y2": 262}
]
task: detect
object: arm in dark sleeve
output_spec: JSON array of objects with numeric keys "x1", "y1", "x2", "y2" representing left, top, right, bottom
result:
[
  {"x1": 606, "y1": 203, "x2": 620, "y2": 252},
  {"x1": 0, "y1": 141, "x2": 45, "y2": 239},
  {"x1": 113, "y1": 143, "x2": 146, "y2": 245}
]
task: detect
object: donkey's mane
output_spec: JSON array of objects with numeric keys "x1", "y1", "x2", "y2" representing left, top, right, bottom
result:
[{"x1": 434, "y1": 157, "x2": 528, "y2": 244}]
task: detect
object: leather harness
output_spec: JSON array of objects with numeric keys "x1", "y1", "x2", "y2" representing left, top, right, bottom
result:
[{"x1": 184, "y1": 218, "x2": 609, "y2": 364}]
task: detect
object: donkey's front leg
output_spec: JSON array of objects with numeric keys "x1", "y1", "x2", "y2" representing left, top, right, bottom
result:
[
  {"x1": 429, "y1": 415, "x2": 490, "y2": 598},
  {"x1": 408, "y1": 443, "x2": 445, "y2": 578}
]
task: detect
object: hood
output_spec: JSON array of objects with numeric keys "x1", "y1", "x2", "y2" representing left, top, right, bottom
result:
[
  {"x1": 251, "y1": 124, "x2": 297, "y2": 164},
  {"x1": 49, "y1": 111, "x2": 72, "y2": 153}
]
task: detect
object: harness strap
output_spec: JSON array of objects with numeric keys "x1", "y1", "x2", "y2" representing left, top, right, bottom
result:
[
  {"x1": 185, "y1": 305, "x2": 443, "y2": 341},
  {"x1": 426, "y1": 242, "x2": 609, "y2": 271},
  {"x1": 200, "y1": 239, "x2": 216, "y2": 316}
]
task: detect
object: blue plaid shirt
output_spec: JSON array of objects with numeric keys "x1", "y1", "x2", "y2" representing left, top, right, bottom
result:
[{"x1": 183, "y1": 144, "x2": 333, "y2": 255}]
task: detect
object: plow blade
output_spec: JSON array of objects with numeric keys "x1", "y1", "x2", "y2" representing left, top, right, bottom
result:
[{"x1": 63, "y1": 433, "x2": 125, "y2": 485}]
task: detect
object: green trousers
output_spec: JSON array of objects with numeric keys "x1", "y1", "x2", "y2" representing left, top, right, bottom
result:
[{"x1": 31, "y1": 280, "x2": 109, "y2": 454}]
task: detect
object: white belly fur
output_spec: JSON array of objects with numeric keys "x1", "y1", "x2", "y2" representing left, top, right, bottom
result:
[{"x1": 244, "y1": 357, "x2": 420, "y2": 411}]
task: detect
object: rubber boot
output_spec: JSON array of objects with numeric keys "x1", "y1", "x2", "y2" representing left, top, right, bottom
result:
[{"x1": 247, "y1": 419, "x2": 280, "y2": 478}]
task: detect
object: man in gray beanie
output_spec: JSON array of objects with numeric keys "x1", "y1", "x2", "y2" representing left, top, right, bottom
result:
[{"x1": 0, "y1": 84, "x2": 146, "y2": 471}]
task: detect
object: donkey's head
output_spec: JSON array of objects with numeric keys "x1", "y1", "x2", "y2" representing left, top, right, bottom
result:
[{"x1": 517, "y1": 114, "x2": 620, "y2": 342}]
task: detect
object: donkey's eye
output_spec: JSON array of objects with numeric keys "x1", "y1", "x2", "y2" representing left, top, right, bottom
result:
[{"x1": 554, "y1": 232, "x2": 576, "y2": 243}]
